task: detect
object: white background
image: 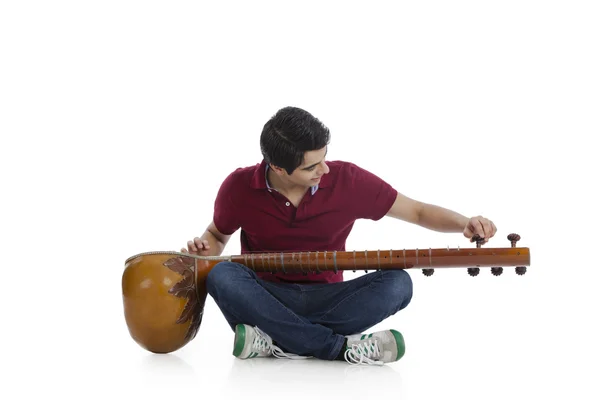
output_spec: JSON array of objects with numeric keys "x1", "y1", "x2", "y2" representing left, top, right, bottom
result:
[{"x1": 1, "y1": 1, "x2": 599, "y2": 399}]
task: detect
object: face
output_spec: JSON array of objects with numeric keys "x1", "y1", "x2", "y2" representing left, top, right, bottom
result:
[{"x1": 276, "y1": 147, "x2": 330, "y2": 188}]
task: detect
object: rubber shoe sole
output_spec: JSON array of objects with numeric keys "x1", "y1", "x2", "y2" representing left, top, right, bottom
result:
[
  {"x1": 390, "y1": 329, "x2": 406, "y2": 361},
  {"x1": 233, "y1": 324, "x2": 247, "y2": 357}
]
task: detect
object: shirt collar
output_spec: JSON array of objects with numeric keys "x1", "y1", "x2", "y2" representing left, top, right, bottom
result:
[
  {"x1": 250, "y1": 159, "x2": 329, "y2": 193},
  {"x1": 266, "y1": 163, "x2": 319, "y2": 195}
]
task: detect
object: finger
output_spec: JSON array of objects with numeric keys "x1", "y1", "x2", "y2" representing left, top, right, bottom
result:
[
  {"x1": 194, "y1": 238, "x2": 210, "y2": 250},
  {"x1": 482, "y1": 219, "x2": 492, "y2": 238},
  {"x1": 484, "y1": 220, "x2": 494, "y2": 242},
  {"x1": 181, "y1": 248, "x2": 188, "y2": 253},
  {"x1": 188, "y1": 240, "x2": 197, "y2": 252},
  {"x1": 464, "y1": 224, "x2": 473, "y2": 237},
  {"x1": 473, "y1": 218, "x2": 486, "y2": 239},
  {"x1": 194, "y1": 237, "x2": 206, "y2": 249},
  {"x1": 482, "y1": 218, "x2": 492, "y2": 237}
]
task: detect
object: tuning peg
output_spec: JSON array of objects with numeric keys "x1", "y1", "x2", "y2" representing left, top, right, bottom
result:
[
  {"x1": 469, "y1": 234, "x2": 485, "y2": 276},
  {"x1": 422, "y1": 269, "x2": 434, "y2": 276},
  {"x1": 508, "y1": 233, "x2": 527, "y2": 275},
  {"x1": 471, "y1": 234, "x2": 485, "y2": 245},
  {"x1": 508, "y1": 233, "x2": 521, "y2": 247},
  {"x1": 491, "y1": 267, "x2": 503, "y2": 276}
]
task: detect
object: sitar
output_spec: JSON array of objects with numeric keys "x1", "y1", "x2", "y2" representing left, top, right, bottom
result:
[{"x1": 121, "y1": 233, "x2": 530, "y2": 354}]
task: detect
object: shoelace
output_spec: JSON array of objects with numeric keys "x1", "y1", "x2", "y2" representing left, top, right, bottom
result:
[
  {"x1": 344, "y1": 340, "x2": 384, "y2": 366},
  {"x1": 251, "y1": 331, "x2": 272, "y2": 354},
  {"x1": 254, "y1": 327, "x2": 311, "y2": 360}
]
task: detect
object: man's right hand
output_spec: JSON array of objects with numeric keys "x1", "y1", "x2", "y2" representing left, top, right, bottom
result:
[{"x1": 181, "y1": 237, "x2": 211, "y2": 256}]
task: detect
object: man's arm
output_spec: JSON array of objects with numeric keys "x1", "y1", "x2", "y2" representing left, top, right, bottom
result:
[
  {"x1": 385, "y1": 192, "x2": 496, "y2": 241},
  {"x1": 181, "y1": 221, "x2": 233, "y2": 256}
]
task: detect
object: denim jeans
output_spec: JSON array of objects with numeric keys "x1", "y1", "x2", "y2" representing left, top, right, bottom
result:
[{"x1": 205, "y1": 261, "x2": 413, "y2": 360}]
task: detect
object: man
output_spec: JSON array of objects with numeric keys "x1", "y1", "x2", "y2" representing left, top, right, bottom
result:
[{"x1": 181, "y1": 106, "x2": 496, "y2": 366}]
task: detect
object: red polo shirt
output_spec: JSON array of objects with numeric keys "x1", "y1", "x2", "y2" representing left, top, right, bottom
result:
[{"x1": 213, "y1": 159, "x2": 398, "y2": 284}]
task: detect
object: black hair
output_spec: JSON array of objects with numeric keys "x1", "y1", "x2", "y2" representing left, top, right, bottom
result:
[{"x1": 260, "y1": 106, "x2": 331, "y2": 175}]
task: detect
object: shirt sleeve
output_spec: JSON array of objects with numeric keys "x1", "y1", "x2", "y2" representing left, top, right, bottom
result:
[
  {"x1": 346, "y1": 162, "x2": 398, "y2": 221},
  {"x1": 213, "y1": 170, "x2": 241, "y2": 235}
]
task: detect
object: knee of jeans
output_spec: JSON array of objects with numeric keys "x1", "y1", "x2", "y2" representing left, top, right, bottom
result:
[
  {"x1": 380, "y1": 269, "x2": 413, "y2": 310},
  {"x1": 206, "y1": 261, "x2": 248, "y2": 295}
]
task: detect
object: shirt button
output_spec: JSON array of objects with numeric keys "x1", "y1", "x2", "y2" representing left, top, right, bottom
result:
[{"x1": 285, "y1": 202, "x2": 290, "y2": 206}]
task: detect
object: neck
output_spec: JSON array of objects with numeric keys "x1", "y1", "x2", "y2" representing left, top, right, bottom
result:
[{"x1": 267, "y1": 168, "x2": 307, "y2": 195}]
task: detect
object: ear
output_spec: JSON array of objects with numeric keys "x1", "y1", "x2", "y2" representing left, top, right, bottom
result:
[{"x1": 269, "y1": 164, "x2": 286, "y2": 175}]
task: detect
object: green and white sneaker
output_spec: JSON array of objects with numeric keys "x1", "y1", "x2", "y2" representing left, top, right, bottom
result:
[
  {"x1": 232, "y1": 324, "x2": 311, "y2": 360},
  {"x1": 344, "y1": 329, "x2": 405, "y2": 365}
]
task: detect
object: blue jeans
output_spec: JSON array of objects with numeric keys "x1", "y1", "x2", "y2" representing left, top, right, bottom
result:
[{"x1": 205, "y1": 261, "x2": 413, "y2": 360}]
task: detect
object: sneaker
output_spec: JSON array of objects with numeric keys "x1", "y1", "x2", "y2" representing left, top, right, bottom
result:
[
  {"x1": 232, "y1": 324, "x2": 312, "y2": 360},
  {"x1": 344, "y1": 329, "x2": 405, "y2": 365}
]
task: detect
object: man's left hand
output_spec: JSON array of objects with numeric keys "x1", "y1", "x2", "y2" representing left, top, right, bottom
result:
[{"x1": 463, "y1": 216, "x2": 497, "y2": 244}]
